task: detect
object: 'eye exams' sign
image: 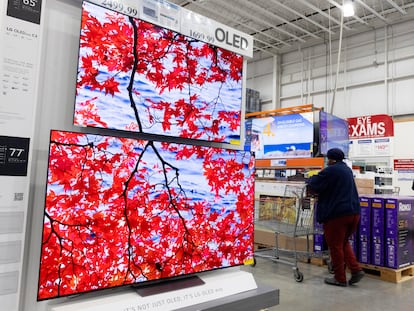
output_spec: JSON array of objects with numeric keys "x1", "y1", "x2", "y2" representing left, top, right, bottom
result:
[{"x1": 348, "y1": 114, "x2": 394, "y2": 158}]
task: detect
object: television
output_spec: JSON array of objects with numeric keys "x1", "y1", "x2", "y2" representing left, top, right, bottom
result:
[
  {"x1": 319, "y1": 110, "x2": 349, "y2": 156},
  {"x1": 74, "y1": 1, "x2": 244, "y2": 145},
  {"x1": 37, "y1": 130, "x2": 255, "y2": 300},
  {"x1": 249, "y1": 112, "x2": 314, "y2": 159}
]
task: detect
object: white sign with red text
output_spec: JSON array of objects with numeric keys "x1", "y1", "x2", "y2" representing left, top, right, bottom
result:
[{"x1": 348, "y1": 114, "x2": 394, "y2": 158}]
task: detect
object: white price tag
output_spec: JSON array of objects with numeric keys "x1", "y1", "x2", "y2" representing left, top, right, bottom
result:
[{"x1": 88, "y1": 0, "x2": 141, "y2": 18}]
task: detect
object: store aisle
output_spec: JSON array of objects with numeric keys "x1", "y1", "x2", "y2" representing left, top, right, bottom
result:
[{"x1": 242, "y1": 257, "x2": 414, "y2": 311}]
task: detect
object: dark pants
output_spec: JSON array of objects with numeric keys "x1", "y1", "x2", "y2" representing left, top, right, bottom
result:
[{"x1": 323, "y1": 214, "x2": 361, "y2": 283}]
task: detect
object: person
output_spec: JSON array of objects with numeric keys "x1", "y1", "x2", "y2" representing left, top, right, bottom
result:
[{"x1": 306, "y1": 148, "x2": 364, "y2": 287}]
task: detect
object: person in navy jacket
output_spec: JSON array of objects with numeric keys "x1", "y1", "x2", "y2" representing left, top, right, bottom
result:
[{"x1": 307, "y1": 148, "x2": 364, "y2": 286}]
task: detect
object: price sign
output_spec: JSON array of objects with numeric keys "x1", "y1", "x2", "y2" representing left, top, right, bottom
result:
[{"x1": 88, "y1": 0, "x2": 141, "y2": 19}]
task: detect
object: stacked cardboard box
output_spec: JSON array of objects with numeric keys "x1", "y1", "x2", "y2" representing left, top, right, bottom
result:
[
  {"x1": 355, "y1": 195, "x2": 414, "y2": 269},
  {"x1": 355, "y1": 178, "x2": 375, "y2": 195},
  {"x1": 384, "y1": 196, "x2": 414, "y2": 269},
  {"x1": 359, "y1": 196, "x2": 371, "y2": 264}
]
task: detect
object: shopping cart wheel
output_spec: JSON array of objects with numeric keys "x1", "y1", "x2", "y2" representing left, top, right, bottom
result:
[
  {"x1": 293, "y1": 269, "x2": 304, "y2": 282},
  {"x1": 252, "y1": 257, "x2": 257, "y2": 267}
]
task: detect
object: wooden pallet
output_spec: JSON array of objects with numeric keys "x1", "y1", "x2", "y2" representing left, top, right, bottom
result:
[{"x1": 360, "y1": 263, "x2": 414, "y2": 283}]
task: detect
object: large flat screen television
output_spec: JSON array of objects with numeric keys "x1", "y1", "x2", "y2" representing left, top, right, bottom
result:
[
  {"x1": 74, "y1": 1, "x2": 244, "y2": 145},
  {"x1": 319, "y1": 110, "x2": 349, "y2": 156},
  {"x1": 37, "y1": 130, "x2": 255, "y2": 301},
  {"x1": 249, "y1": 112, "x2": 314, "y2": 159}
]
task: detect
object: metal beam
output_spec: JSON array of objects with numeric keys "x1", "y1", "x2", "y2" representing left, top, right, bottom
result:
[
  {"x1": 354, "y1": 0, "x2": 389, "y2": 24},
  {"x1": 385, "y1": 0, "x2": 407, "y2": 15},
  {"x1": 269, "y1": 0, "x2": 335, "y2": 34},
  {"x1": 184, "y1": 0, "x2": 289, "y2": 49},
  {"x1": 296, "y1": 0, "x2": 352, "y2": 30},
  {"x1": 245, "y1": 0, "x2": 320, "y2": 39},
  {"x1": 211, "y1": 0, "x2": 306, "y2": 42}
]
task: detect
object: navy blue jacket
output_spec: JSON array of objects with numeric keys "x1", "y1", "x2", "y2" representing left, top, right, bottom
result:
[{"x1": 307, "y1": 161, "x2": 360, "y2": 223}]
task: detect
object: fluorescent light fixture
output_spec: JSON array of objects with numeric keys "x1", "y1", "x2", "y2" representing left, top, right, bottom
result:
[{"x1": 343, "y1": 0, "x2": 355, "y2": 17}]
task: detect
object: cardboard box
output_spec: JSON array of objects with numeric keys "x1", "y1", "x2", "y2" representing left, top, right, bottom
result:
[
  {"x1": 313, "y1": 203, "x2": 327, "y2": 253},
  {"x1": 254, "y1": 227, "x2": 309, "y2": 252},
  {"x1": 371, "y1": 197, "x2": 385, "y2": 266},
  {"x1": 384, "y1": 196, "x2": 414, "y2": 269},
  {"x1": 355, "y1": 178, "x2": 375, "y2": 195},
  {"x1": 358, "y1": 196, "x2": 371, "y2": 264},
  {"x1": 355, "y1": 178, "x2": 375, "y2": 188},
  {"x1": 349, "y1": 232, "x2": 358, "y2": 256}
]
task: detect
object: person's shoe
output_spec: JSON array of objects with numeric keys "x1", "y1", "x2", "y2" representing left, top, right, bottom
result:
[
  {"x1": 324, "y1": 277, "x2": 347, "y2": 287},
  {"x1": 349, "y1": 270, "x2": 365, "y2": 285}
]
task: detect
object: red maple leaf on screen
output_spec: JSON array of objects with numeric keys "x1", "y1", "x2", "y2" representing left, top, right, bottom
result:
[
  {"x1": 75, "y1": 3, "x2": 243, "y2": 142},
  {"x1": 37, "y1": 132, "x2": 255, "y2": 300}
]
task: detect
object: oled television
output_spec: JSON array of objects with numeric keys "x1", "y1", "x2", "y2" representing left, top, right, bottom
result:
[
  {"x1": 249, "y1": 112, "x2": 314, "y2": 159},
  {"x1": 74, "y1": 1, "x2": 244, "y2": 145},
  {"x1": 37, "y1": 130, "x2": 255, "y2": 300},
  {"x1": 319, "y1": 110, "x2": 349, "y2": 156}
]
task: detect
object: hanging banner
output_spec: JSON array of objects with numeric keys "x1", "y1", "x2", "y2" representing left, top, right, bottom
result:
[{"x1": 348, "y1": 114, "x2": 394, "y2": 158}]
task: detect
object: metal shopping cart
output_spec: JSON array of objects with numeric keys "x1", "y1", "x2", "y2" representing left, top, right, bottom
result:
[{"x1": 253, "y1": 183, "x2": 330, "y2": 282}]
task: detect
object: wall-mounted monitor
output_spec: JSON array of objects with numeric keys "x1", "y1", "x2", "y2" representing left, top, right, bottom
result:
[
  {"x1": 37, "y1": 130, "x2": 255, "y2": 301},
  {"x1": 74, "y1": 1, "x2": 244, "y2": 145},
  {"x1": 249, "y1": 112, "x2": 314, "y2": 159},
  {"x1": 319, "y1": 110, "x2": 349, "y2": 156}
]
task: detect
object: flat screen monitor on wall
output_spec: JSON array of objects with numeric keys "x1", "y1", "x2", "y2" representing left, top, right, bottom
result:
[
  {"x1": 74, "y1": 1, "x2": 244, "y2": 145},
  {"x1": 319, "y1": 110, "x2": 349, "y2": 156},
  {"x1": 37, "y1": 130, "x2": 255, "y2": 301}
]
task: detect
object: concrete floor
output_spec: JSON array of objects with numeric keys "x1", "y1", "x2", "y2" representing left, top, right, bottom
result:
[{"x1": 241, "y1": 256, "x2": 414, "y2": 311}]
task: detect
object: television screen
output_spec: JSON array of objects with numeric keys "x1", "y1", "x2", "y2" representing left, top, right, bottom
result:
[
  {"x1": 37, "y1": 130, "x2": 255, "y2": 300},
  {"x1": 319, "y1": 111, "x2": 349, "y2": 156},
  {"x1": 249, "y1": 112, "x2": 314, "y2": 159},
  {"x1": 74, "y1": 1, "x2": 244, "y2": 144}
]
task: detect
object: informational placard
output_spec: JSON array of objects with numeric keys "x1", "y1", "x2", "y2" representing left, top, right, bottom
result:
[
  {"x1": 7, "y1": 0, "x2": 42, "y2": 25},
  {"x1": 1, "y1": 6, "x2": 41, "y2": 137},
  {"x1": 49, "y1": 269, "x2": 257, "y2": 311},
  {"x1": 0, "y1": 136, "x2": 30, "y2": 176},
  {"x1": 348, "y1": 114, "x2": 394, "y2": 158},
  {"x1": 394, "y1": 159, "x2": 414, "y2": 181},
  {"x1": 140, "y1": 0, "x2": 180, "y2": 32},
  {"x1": 0, "y1": 0, "x2": 43, "y2": 309},
  {"x1": 180, "y1": 9, "x2": 253, "y2": 58}
]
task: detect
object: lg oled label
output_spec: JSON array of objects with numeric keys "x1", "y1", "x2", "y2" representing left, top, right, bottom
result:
[
  {"x1": 0, "y1": 136, "x2": 30, "y2": 176},
  {"x1": 7, "y1": 0, "x2": 42, "y2": 25}
]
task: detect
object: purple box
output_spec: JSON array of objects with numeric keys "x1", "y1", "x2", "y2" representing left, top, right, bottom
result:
[
  {"x1": 349, "y1": 232, "x2": 358, "y2": 257},
  {"x1": 371, "y1": 197, "x2": 385, "y2": 266},
  {"x1": 313, "y1": 203, "x2": 327, "y2": 253},
  {"x1": 358, "y1": 196, "x2": 371, "y2": 264},
  {"x1": 384, "y1": 196, "x2": 414, "y2": 269},
  {"x1": 313, "y1": 233, "x2": 327, "y2": 253}
]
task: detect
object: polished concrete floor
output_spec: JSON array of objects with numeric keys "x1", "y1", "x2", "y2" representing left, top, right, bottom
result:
[{"x1": 241, "y1": 256, "x2": 414, "y2": 311}]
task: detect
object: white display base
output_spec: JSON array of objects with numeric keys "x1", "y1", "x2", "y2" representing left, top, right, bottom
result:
[{"x1": 48, "y1": 268, "x2": 257, "y2": 311}]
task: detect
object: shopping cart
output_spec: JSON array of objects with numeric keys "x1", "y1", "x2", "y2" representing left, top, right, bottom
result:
[{"x1": 253, "y1": 183, "x2": 330, "y2": 282}]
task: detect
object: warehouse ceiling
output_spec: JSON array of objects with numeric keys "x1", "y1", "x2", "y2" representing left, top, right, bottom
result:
[{"x1": 167, "y1": 0, "x2": 414, "y2": 55}]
